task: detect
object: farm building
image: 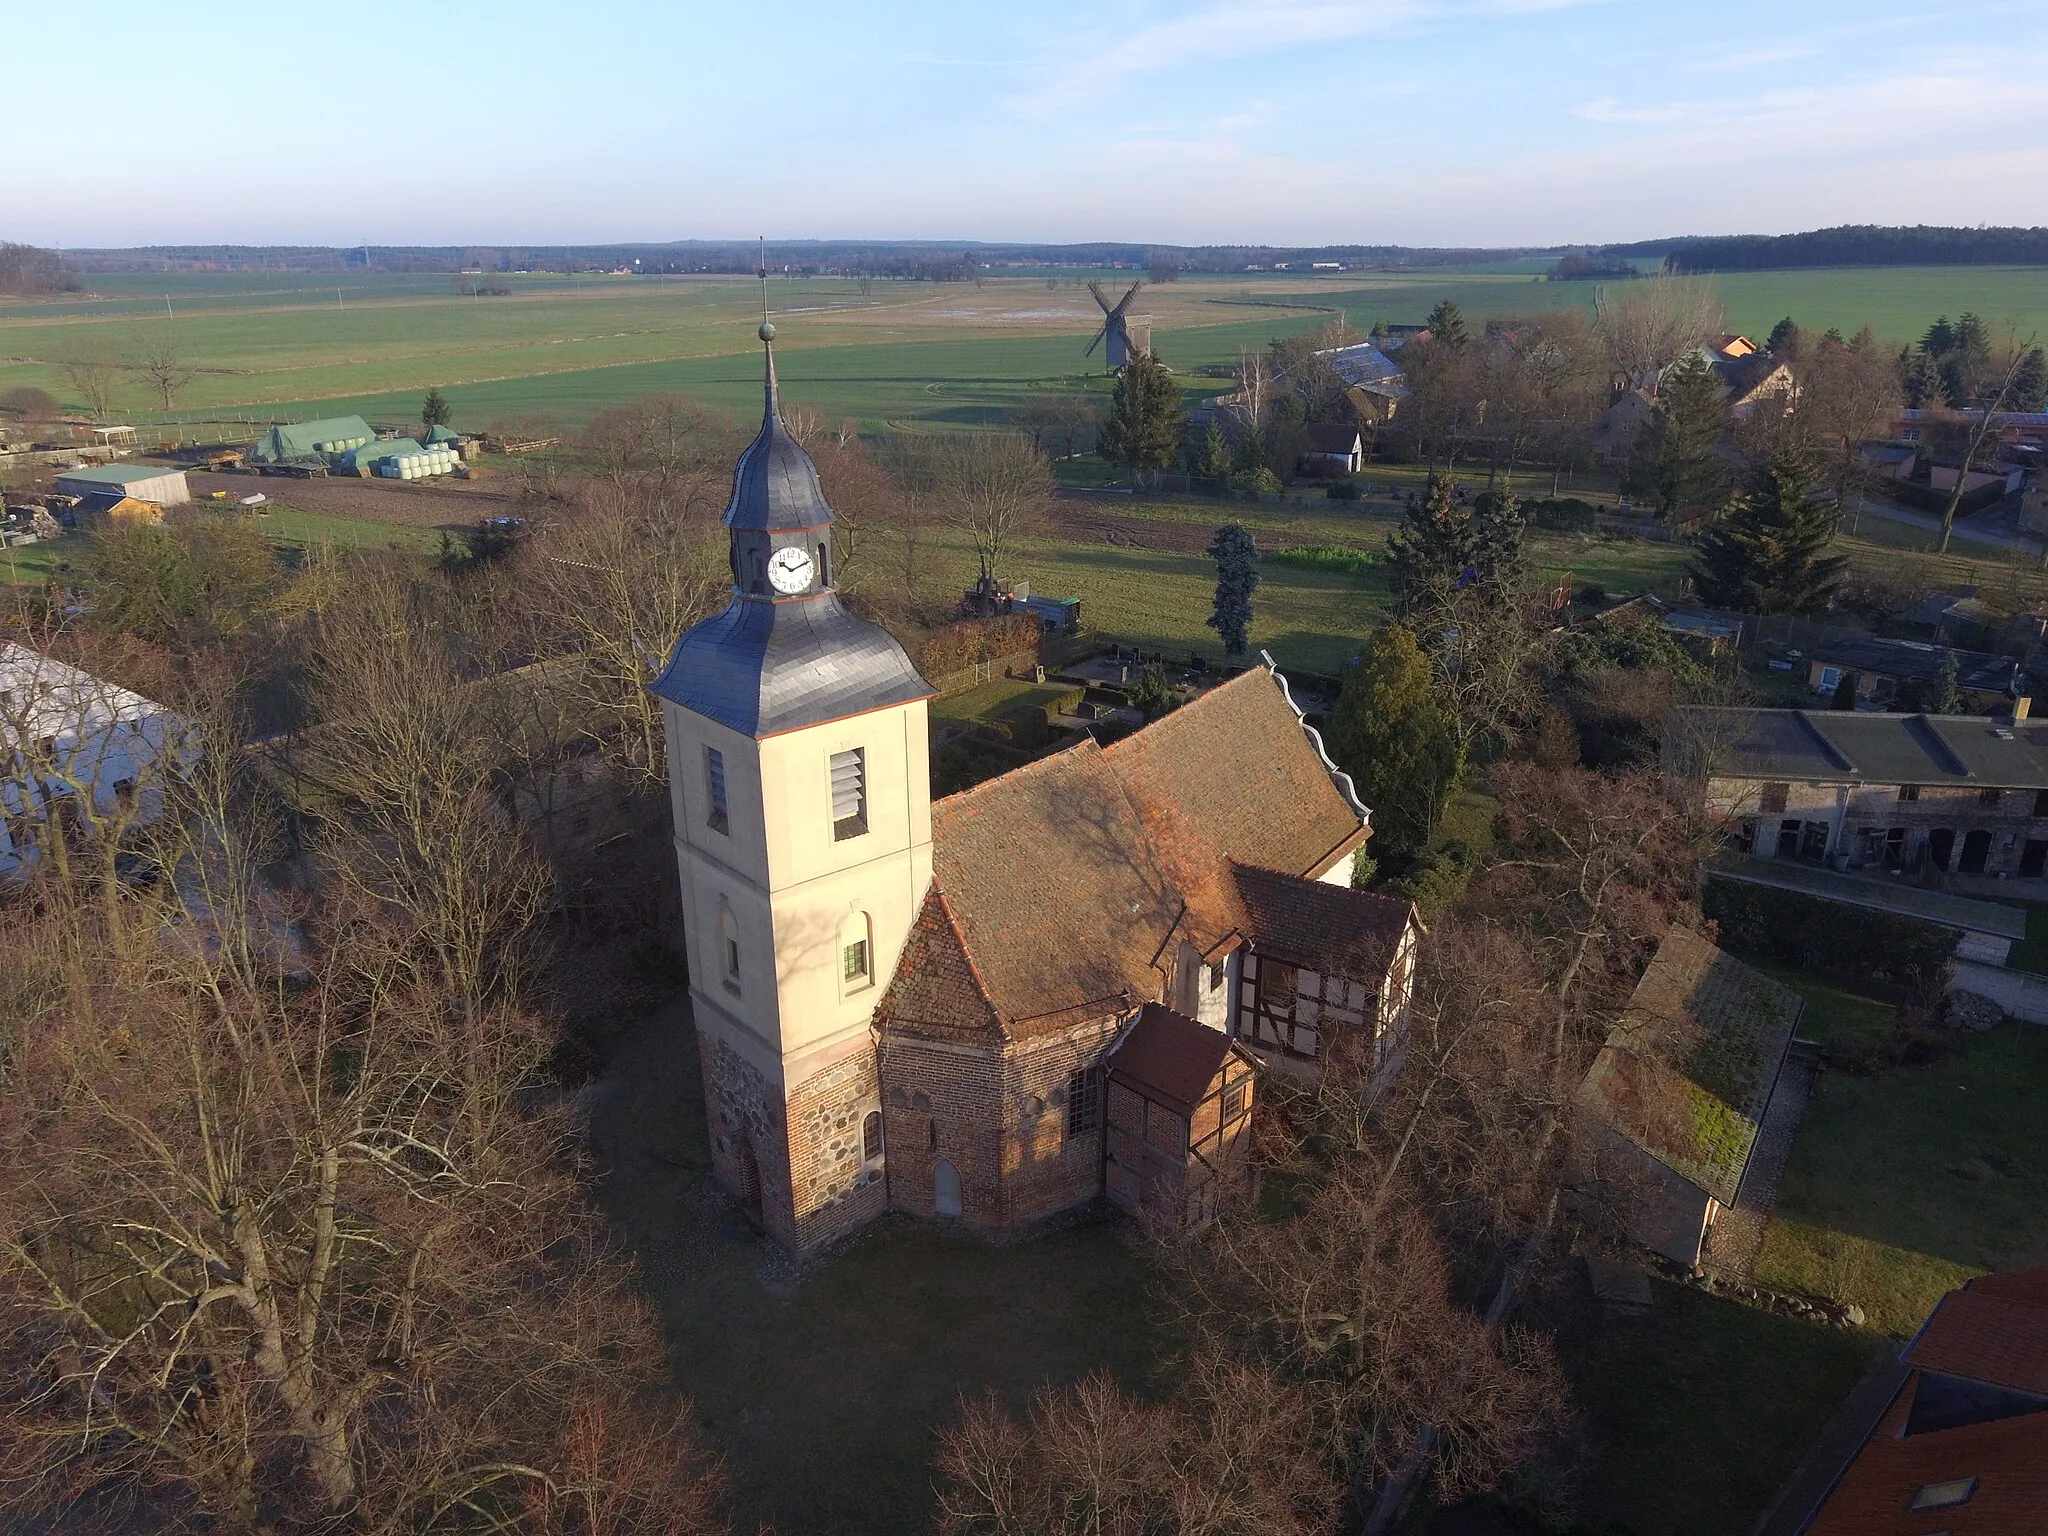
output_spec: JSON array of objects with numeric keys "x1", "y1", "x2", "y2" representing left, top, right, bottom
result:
[
  {"x1": 1104, "y1": 1003, "x2": 1258, "y2": 1229},
  {"x1": 53, "y1": 462, "x2": 190, "y2": 507},
  {"x1": 245, "y1": 416, "x2": 377, "y2": 470},
  {"x1": 1299, "y1": 423, "x2": 1365, "y2": 475},
  {"x1": 1576, "y1": 927, "x2": 1804, "y2": 1269},
  {"x1": 91, "y1": 496, "x2": 166, "y2": 527}
]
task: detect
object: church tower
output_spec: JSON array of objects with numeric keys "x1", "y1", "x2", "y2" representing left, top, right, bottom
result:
[{"x1": 652, "y1": 320, "x2": 935, "y2": 1252}]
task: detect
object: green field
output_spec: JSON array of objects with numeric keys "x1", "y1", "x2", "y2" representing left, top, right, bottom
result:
[{"x1": 6, "y1": 263, "x2": 2046, "y2": 438}]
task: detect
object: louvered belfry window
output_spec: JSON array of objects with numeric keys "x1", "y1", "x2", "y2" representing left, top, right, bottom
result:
[
  {"x1": 830, "y1": 748, "x2": 867, "y2": 840},
  {"x1": 705, "y1": 747, "x2": 729, "y2": 834}
]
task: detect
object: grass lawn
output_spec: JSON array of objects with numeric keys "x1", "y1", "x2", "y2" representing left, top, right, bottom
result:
[
  {"x1": 1557, "y1": 1279, "x2": 1878, "y2": 1536},
  {"x1": 1753, "y1": 963, "x2": 1898, "y2": 1051},
  {"x1": 0, "y1": 530, "x2": 88, "y2": 585},
  {"x1": 1992, "y1": 898, "x2": 2048, "y2": 975},
  {"x1": 591, "y1": 1007, "x2": 1162, "y2": 1536},
  {"x1": 1754, "y1": 1021, "x2": 2048, "y2": 1337}
]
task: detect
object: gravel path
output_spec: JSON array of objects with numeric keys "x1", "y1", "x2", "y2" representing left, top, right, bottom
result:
[{"x1": 1703, "y1": 1046, "x2": 1819, "y2": 1282}]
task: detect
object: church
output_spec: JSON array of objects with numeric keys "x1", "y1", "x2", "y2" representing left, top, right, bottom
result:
[{"x1": 652, "y1": 322, "x2": 1422, "y2": 1255}]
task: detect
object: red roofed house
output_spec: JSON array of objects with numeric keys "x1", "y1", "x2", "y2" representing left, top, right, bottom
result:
[
  {"x1": 1763, "y1": 1268, "x2": 2048, "y2": 1534},
  {"x1": 654, "y1": 323, "x2": 1424, "y2": 1254}
]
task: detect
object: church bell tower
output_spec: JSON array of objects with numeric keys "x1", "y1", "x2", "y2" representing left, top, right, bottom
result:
[{"x1": 651, "y1": 319, "x2": 935, "y2": 1253}]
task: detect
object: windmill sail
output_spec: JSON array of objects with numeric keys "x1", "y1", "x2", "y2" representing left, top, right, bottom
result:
[{"x1": 1084, "y1": 280, "x2": 1145, "y2": 370}]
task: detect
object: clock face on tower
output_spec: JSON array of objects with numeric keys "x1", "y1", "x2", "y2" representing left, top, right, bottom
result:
[{"x1": 766, "y1": 545, "x2": 816, "y2": 595}]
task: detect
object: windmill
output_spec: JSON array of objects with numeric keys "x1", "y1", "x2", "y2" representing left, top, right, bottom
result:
[{"x1": 1084, "y1": 279, "x2": 1148, "y2": 370}]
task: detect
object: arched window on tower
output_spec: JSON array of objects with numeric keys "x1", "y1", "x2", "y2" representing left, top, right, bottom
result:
[
  {"x1": 716, "y1": 905, "x2": 741, "y2": 995},
  {"x1": 817, "y1": 541, "x2": 830, "y2": 586},
  {"x1": 747, "y1": 548, "x2": 765, "y2": 595},
  {"x1": 841, "y1": 910, "x2": 874, "y2": 994}
]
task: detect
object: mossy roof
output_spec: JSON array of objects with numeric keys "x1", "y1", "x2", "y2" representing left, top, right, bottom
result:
[{"x1": 1577, "y1": 927, "x2": 1803, "y2": 1205}]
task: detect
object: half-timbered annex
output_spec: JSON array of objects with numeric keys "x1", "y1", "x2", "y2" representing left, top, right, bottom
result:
[{"x1": 1105, "y1": 1003, "x2": 1259, "y2": 1227}]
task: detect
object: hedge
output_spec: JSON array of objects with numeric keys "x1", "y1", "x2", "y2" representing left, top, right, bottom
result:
[
  {"x1": 1702, "y1": 876, "x2": 1958, "y2": 998},
  {"x1": 917, "y1": 612, "x2": 1046, "y2": 678}
]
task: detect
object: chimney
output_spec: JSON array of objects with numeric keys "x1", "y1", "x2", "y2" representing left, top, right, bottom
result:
[{"x1": 2015, "y1": 696, "x2": 2032, "y2": 724}]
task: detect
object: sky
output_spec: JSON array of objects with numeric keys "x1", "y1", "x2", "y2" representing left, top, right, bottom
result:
[{"x1": 9, "y1": 0, "x2": 2048, "y2": 248}]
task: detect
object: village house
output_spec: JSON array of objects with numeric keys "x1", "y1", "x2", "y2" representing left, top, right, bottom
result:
[
  {"x1": 0, "y1": 643, "x2": 195, "y2": 882},
  {"x1": 1576, "y1": 927, "x2": 1805, "y2": 1269},
  {"x1": 1670, "y1": 702, "x2": 2048, "y2": 883},
  {"x1": 1759, "y1": 1267, "x2": 2048, "y2": 1535},
  {"x1": 1787, "y1": 632, "x2": 2018, "y2": 711},
  {"x1": 653, "y1": 322, "x2": 1423, "y2": 1254}
]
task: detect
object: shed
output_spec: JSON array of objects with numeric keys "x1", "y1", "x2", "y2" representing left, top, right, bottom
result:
[
  {"x1": 1104, "y1": 1002, "x2": 1257, "y2": 1228},
  {"x1": 85, "y1": 495, "x2": 165, "y2": 526},
  {"x1": 1576, "y1": 928, "x2": 1803, "y2": 1268},
  {"x1": 54, "y1": 463, "x2": 190, "y2": 507},
  {"x1": 1300, "y1": 422, "x2": 1364, "y2": 475}
]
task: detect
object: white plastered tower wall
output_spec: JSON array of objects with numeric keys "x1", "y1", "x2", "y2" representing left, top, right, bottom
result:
[{"x1": 652, "y1": 316, "x2": 938, "y2": 1253}]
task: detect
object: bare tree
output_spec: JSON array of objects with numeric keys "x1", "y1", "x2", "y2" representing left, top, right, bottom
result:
[
  {"x1": 128, "y1": 328, "x2": 196, "y2": 412},
  {"x1": 581, "y1": 395, "x2": 734, "y2": 508},
  {"x1": 938, "y1": 432, "x2": 1051, "y2": 592},
  {"x1": 1596, "y1": 273, "x2": 1725, "y2": 388},
  {"x1": 1934, "y1": 328, "x2": 2038, "y2": 553},
  {"x1": 55, "y1": 343, "x2": 121, "y2": 422},
  {"x1": 0, "y1": 707, "x2": 725, "y2": 1533},
  {"x1": 1231, "y1": 349, "x2": 1271, "y2": 433}
]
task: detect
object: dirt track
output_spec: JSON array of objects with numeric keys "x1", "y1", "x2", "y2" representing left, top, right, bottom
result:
[
  {"x1": 1044, "y1": 494, "x2": 1214, "y2": 554},
  {"x1": 186, "y1": 470, "x2": 517, "y2": 529}
]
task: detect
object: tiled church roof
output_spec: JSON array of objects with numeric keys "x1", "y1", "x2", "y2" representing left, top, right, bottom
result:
[
  {"x1": 1229, "y1": 862, "x2": 1413, "y2": 979},
  {"x1": 879, "y1": 668, "x2": 1373, "y2": 1040}
]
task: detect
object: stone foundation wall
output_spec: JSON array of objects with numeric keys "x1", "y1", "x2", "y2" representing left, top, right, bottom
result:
[
  {"x1": 700, "y1": 1020, "x2": 798, "y2": 1248},
  {"x1": 785, "y1": 1047, "x2": 888, "y2": 1250}
]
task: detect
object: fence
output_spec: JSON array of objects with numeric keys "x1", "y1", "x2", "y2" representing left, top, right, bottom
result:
[{"x1": 925, "y1": 646, "x2": 1044, "y2": 698}]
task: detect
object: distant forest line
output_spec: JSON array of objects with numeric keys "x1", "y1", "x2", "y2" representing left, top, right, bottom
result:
[{"x1": 1605, "y1": 225, "x2": 2048, "y2": 273}]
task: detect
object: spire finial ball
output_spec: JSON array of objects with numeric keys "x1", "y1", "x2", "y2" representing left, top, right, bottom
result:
[{"x1": 759, "y1": 321, "x2": 776, "y2": 342}]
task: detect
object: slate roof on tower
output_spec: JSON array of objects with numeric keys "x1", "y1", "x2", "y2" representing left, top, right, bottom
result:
[
  {"x1": 650, "y1": 323, "x2": 933, "y2": 738},
  {"x1": 876, "y1": 666, "x2": 1374, "y2": 1041},
  {"x1": 724, "y1": 335, "x2": 836, "y2": 532}
]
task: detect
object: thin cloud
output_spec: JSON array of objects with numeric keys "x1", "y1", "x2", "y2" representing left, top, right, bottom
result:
[{"x1": 1006, "y1": 0, "x2": 1603, "y2": 113}]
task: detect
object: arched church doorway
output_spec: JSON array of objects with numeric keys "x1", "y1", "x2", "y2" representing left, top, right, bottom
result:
[{"x1": 933, "y1": 1159, "x2": 962, "y2": 1219}]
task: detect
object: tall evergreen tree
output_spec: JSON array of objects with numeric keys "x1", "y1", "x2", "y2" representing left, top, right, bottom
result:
[
  {"x1": 1690, "y1": 450, "x2": 1847, "y2": 615},
  {"x1": 1386, "y1": 475, "x2": 1478, "y2": 613},
  {"x1": 1324, "y1": 625, "x2": 1463, "y2": 862},
  {"x1": 1204, "y1": 522, "x2": 1261, "y2": 659},
  {"x1": 1188, "y1": 423, "x2": 1230, "y2": 482},
  {"x1": 1470, "y1": 489, "x2": 1527, "y2": 588},
  {"x1": 421, "y1": 386, "x2": 452, "y2": 429},
  {"x1": 1425, "y1": 300, "x2": 1468, "y2": 348},
  {"x1": 1097, "y1": 351, "x2": 1185, "y2": 474},
  {"x1": 1765, "y1": 316, "x2": 1798, "y2": 354},
  {"x1": 1231, "y1": 422, "x2": 1267, "y2": 475},
  {"x1": 1934, "y1": 650, "x2": 1963, "y2": 715},
  {"x1": 1621, "y1": 351, "x2": 1728, "y2": 534}
]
